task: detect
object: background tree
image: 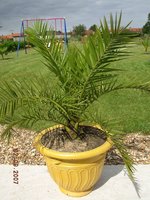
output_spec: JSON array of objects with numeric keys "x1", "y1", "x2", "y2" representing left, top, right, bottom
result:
[
  {"x1": 89, "y1": 24, "x2": 97, "y2": 32},
  {"x1": 72, "y1": 24, "x2": 86, "y2": 36},
  {"x1": 142, "y1": 13, "x2": 150, "y2": 34}
]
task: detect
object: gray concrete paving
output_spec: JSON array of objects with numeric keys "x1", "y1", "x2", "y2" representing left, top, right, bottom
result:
[{"x1": 0, "y1": 165, "x2": 149, "y2": 200}]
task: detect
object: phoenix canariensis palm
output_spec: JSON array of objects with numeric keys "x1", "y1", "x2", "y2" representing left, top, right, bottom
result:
[{"x1": 0, "y1": 13, "x2": 150, "y2": 195}]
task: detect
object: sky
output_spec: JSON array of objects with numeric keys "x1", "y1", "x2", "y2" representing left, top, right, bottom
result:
[{"x1": 0, "y1": 0, "x2": 150, "y2": 35}]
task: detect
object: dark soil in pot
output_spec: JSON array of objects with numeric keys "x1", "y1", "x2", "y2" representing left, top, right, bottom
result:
[{"x1": 41, "y1": 126, "x2": 107, "y2": 152}]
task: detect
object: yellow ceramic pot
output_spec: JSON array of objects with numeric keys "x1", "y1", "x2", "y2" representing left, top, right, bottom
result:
[{"x1": 33, "y1": 125, "x2": 113, "y2": 197}]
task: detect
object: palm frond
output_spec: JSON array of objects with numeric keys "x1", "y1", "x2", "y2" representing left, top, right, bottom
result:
[
  {"x1": 81, "y1": 78, "x2": 150, "y2": 108},
  {"x1": 0, "y1": 120, "x2": 17, "y2": 143},
  {"x1": 110, "y1": 132, "x2": 140, "y2": 197},
  {"x1": 79, "y1": 13, "x2": 132, "y2": 103},
  {"x1": 0, "y1": 75, "x2": 88, "y2": 137},
  {"x1": 26, "y1": 22, "x2": 66, "y2": 84},
  {"x1": 0, "y1": 78, "x2": 79, "y2": 123},
  {"x1": 83, "y1": 111, "x2": 140, "y2": 197}
]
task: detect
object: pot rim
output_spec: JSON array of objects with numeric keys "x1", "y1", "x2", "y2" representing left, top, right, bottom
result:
[{"x1": 33, "y1": 124, "x2": 113, "y2": 161}]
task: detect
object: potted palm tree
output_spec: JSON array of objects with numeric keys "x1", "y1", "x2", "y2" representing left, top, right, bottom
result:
[{"x1": 0, "y1": 13, "x2": 149, "y2": 197}]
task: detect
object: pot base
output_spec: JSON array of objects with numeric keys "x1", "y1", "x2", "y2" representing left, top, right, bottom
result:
[{"x1": 59, "y1": 186, "x2": 92, "y2": 197}]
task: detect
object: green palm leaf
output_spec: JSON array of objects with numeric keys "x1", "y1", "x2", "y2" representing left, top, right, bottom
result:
[{"x1": 80, "y1": 15, "x2": 132, "y2": 103}]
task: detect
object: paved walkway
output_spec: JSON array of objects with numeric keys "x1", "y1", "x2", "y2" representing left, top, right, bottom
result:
[{"x1": 0, "y1": 165, "x2": 149, "y2": 200}]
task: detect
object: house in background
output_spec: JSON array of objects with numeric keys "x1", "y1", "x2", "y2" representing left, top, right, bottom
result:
[
  {"x1": 0, "y1": 33, "x2": 25, "y2": 42},
  {"x1": 128, "y1": 28, "x2": 142, "y2": 33}
]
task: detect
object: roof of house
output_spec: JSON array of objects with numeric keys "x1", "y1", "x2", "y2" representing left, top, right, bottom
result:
[
  {"x1": 0, "y1": 33, "x2": 22, "y2": 40},
  {"x1": 128, "y1": 28, "x2": 142, "y2": 32}
]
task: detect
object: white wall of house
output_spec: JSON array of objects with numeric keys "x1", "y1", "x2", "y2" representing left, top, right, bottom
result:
[{"x1": 13, "y1": 36, "x2": 25, "y2": 42}]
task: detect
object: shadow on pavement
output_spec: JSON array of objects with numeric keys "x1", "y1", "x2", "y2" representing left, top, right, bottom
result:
[{"x1": 94, "y1": 165, "x2": 124, "y2": 191}]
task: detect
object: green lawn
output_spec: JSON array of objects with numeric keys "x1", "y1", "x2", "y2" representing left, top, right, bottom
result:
[
  {"x1": 0, "y1": 39, "x2": 150, "y2": 133},
  {"x1": 0, "y1": 49, "x2": 50, "y2": 81}
]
